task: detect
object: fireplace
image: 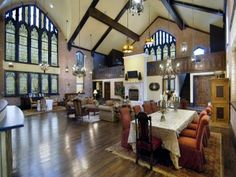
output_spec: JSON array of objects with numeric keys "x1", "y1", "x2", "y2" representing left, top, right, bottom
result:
[{"x1": 129, "y1": 89, "x2": 139, "y2": 101}]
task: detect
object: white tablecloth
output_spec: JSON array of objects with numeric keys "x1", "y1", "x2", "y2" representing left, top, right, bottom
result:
[
  {"x1": 128, "y1": 109, "x2": 198, "y2": 169},
  {"x1": 46, "y1": 99, "x2": 53, "y2": 111}
]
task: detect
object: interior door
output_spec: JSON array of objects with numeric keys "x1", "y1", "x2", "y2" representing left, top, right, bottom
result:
[
  {"x1": 104, "y1": 82, "x2": 111, "y2": 100},
  {"x1": 193, "y1": 75, "x2": 214, "y2": 106}
]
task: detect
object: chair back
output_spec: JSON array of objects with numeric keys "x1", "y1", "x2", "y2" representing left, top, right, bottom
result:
[
  {"x1": 135, "y1": 112, "x2": 152, "y2": 144},
  {"x1": 133, "y1": 105, "x2": 142, "y2": 115},
  {"x1": 120, "y1": 107, "x2": 131, "y2": 130},
  {"x1": 196, "y1": 115, "x2": 209, "y2": 150},
  {"x1": 73, "y1": 99, "x2": 83, "y2": 116},
  {"x1": 199, "y1": 110, "x2": 207, "y2": 118},
  {"x1": 143, "y1": 103, "x2": 153, "y2": 114},
  {"x1": 150, "y1": 101, "x2": 159, "y2": 112},
  {"x1": 205, "y1": 106, "x2": 212, "y2": 115}
]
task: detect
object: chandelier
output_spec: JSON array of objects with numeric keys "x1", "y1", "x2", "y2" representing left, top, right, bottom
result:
[
  {"x1": 159, "y1": 57, "x2": 180, "y2": 80},
  {"x1": 39, "y1": 62, "x2": 49, "y2": 73},
  {"x1": 145, "y1": 4, "x2": 154, "y2": 45},
  {"x1": 129, "y1": 0, "x2": 144, "y2": 16},
  {"x1": 72, "y1": 65, "x2": 86, "y2": 77},
  {"x1": 122, "y1": 38, "x2": 134, "y2": 53}
]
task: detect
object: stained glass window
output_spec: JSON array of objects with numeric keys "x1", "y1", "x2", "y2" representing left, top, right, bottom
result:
[
  {"x1": 41, "y1": 31, "x2": 48, "y2": 64},
  {"x1": 30, "y1": 73, "x2": 39, "y2": 93},
  {"x1": 143, "y1": 30, "x2": 176, "y2": 61},
  {"x1": 31, "y1": 28, "x2": 39, "y2": 64},
  {"x1": 51, "y1": 34, "x2": 58, "y2": 66},
  {"x1": 41, "y1": 74, "x2": 49, "y2": 94},
  {"x1": 19, "y1": 73, "x2": 28, "y2": 94},
  {"x1": 19, "y1": 24, "x2": 28, "y2": 62},
  {"x1": 170, "y1": 43, "x2": 176, "y2": 58},
  {"x1": 5, "y1": 72, "x2": 16, "y2": 95},
  {"x1": 6, "y1": 21, "x2": 15, "y2": 61},
  {"x1": 163, "y1": 45, "x2": 168, "y2": 60},
  {"x1": 51, "y1": 75, "x2": 58, "y2": 94}
]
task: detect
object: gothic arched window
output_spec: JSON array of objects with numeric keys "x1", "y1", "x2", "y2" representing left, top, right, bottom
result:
[{"x1": 144, "y1": 30, "x2": 176, "y2": 61}]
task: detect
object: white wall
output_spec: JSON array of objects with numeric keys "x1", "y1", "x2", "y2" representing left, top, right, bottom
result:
[
  {"x1": 146, "y1": 76, "x2": 163, "y2": 101},
  {"x1": 190, "y1": 72, "x2": 214, "y2": 104},
  {"x1": 93, "y1": 78, "x2": 124, "y2": 99}
]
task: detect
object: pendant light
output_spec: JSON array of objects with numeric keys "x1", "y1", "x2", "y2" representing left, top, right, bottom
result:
[
  {"x1": 180, "y1": 23, "x2": 188, "y2": 53},
  {"x1": 122, "y1": 11, "x2": 134, "y2": 53},
  {"x1": 145, "y1": 4, "x2": 154, "y2": 45},
  {"x1": 191, "y1": 2, "x2": 195, "y2": 62}
]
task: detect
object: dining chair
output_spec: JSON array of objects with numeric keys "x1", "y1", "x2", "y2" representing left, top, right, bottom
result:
[
  {"x1": 188, "y1": 110, "x2": 207, "y2": 129},
  {"x1": 119, "y1": 107, "x2": 132, "y2": 150},
  {"x1": 133, "y1": 105, "x2": 142, "y2": 115},
  {"x1": 135, "y1": 112, "x2": 162, "y2": 170},
  {"x1": 150, "y1": 101, "x2": 159, "y2": 113},
  {"x1": 178, "y1": 115, "x2": 209, "y2": 172},
  {"x1": 142, "y1": 102, "x2": 153, "y2": 114}
]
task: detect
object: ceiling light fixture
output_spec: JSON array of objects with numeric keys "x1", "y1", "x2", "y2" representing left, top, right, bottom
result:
[
  {"x1": 145, "y1": 4, "x2": 154, "y2": 45},
  {"x1": 191, "y1": 0, "x2": 196, "y2": 62},
  {"x1": 129, "y1": 0, "x2": 144, "y2": 16},
  {"x1": 49, "y1": 3, "x2": 54, "y2": 8},
  {"x1": 123, "y1": 11, "x2": 134, "y2": 53}
]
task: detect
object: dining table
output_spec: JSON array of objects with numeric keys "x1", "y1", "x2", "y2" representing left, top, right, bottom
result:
[{"x1": 127, "y1": 108, "x2": 198, "y2": 169}]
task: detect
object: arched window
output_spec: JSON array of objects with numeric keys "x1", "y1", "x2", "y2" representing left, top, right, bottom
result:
[
  {"x1": 144, "y1": 30, "x2": 176, "y2": 61},
  {"x1": 193, "y1": 47, "x2": 205, "y2": 56},
  {"x1": 5, "y1": 4, "x2": 58, "y2": 65}
]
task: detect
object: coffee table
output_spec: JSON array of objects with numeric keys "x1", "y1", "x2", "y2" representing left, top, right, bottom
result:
[{"x1": 87, "y1": 107, "x2": 99, "y2": 117}]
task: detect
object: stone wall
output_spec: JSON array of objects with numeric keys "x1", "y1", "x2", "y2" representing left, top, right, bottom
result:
[
  {"x1": 0, "y1": 4, "x2": 93, "y2": 105},
  {"x1": 128, "y1": 17, "x2": 210, "y2": 58}
]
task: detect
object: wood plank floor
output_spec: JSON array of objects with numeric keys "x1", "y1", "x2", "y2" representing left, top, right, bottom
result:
[{"x1": 11, "y1": 111, "x2": 236, "y2": 177}]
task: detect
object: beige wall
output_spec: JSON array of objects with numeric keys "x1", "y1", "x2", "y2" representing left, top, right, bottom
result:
[
  {"x1": 0, "y1": 4, "x2": 93, "y2": 105},
  {"x1": 146, "y1": 76, "x2": 163, "y2": 101},
  {"x1": 128, "y1": 17, "x2": 210, "y2": 58}
]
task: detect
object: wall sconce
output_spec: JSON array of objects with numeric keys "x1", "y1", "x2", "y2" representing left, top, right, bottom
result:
[
  {"x1": 8, "y1": 62, "x2": 14, "y2": 68},
  {"x1": 39, "y1": 62, "x2": 49, "y2": 73},
  {"x1": 65, "y1": 65, "x2": 69, "y2": 73}
]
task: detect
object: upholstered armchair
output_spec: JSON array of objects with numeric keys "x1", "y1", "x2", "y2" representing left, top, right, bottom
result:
[
  {"x1": 120, "y1": 107, "x2": 132, "y2": 150},
  {"x1": 98, "y1": 100, "x2": 119, "y2": 122},
  {"x1": 133, "y1": 105, "x2": 142, "y2": 115},
  {"x1": 178, "y1": 115, "x2": 209, "y2": 172},
  {"x1": 142, "y1": 102, "x2": 153, "y2": 114}
]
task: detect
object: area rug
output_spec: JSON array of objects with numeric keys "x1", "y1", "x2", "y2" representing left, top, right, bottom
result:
[
  {"x1": 82, "y1": 113, "x2": 100, "y2": 123},
  {"x1": 106, "y1": 132, "x2": 222, "y2": 177},
  {"x1": 23, "y1": 106, "x2": 66, "y2": 116}
]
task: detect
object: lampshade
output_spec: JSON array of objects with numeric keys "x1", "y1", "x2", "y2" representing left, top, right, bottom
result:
[
  {"x1": 145, "y1": 37, "x2": 154, "y2": 45},
  {"x1": 93, "y1": 89, "x2": 98, "y2": 94}
]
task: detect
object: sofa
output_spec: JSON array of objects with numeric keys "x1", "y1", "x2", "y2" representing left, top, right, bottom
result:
[{"x1": 98, "y1": 99, "x2": 121, "y2": 122}]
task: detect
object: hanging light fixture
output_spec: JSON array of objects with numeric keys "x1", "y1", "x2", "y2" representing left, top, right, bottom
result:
[
  {"x1": 39, "y1": 62, "x2": 49, "y2": 73},
  {"x1": 159, "y1": 59, "x2": 180, "y2": 80},
  {"x1": 180, "y1": 21, "x2": 188, "y2": 53},
  {"x1": 145, "y1": 4, "x2": 154, "y2": 45},
  {"x1": 191, "y1": 0, "x2": 196, "y2": 61},
  {"x1": 123, "y1": 11, "x2": 134, "y2": 53},
  {"x1": 129, "y1": 0, "x2": 144, "y2": 16}
]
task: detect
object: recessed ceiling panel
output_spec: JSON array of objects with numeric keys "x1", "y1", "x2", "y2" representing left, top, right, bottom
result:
[
  {"x1": 74, "y1": 17, "x2": 109, "y2": 50},
  {"x1": 175, "y1": 6, "x2": 223, "y2": 32},
  {"x1": 96, "y1": 0, "x2": 127, "y2": 19},
  {"x1": 96, "y1": 29, "x2": 133, "y2": 55},
  {"x1": 174, "y1": 0, "x2": 224, "y2": 11},
  {"x1": 118, "y1": 1, "x2": 171, "y2": 35}
]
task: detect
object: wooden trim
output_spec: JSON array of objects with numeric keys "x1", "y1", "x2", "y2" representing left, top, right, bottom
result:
[
  {"x1": 160, "y1": 0, "x2": 184, "y2": 30},
  {"x1": 89, "y1": 8, "x2": 139, "y2": 41},
  {"x1": 71, "y1": 44, "x2": 106, "y2": 57},
  {"x1": 67, "y1": 0, "x2": 100, "y2": 50},
  {"x1": 230, "y1": 0, "x2": 236, "y2": 30},
  {"x1": 92, "y1": 1, "x2": 130, "y2": 52},
  {"x1": 172, "y1": 0, "x2": 224, "y2": 16}
]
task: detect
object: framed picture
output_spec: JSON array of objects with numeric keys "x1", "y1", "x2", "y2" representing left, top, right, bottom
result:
[
  {"x1": 115, "y1": 81, "x2": 124, "y2": 96},
  {"x1": 76, "y1": 51, "x2": 85, "y2": 68}
]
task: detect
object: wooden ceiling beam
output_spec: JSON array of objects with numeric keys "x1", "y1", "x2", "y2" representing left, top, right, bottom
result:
[
  {"x1": 160, "y1": 0, "x2": 185, "y2": 30},
  {"x1": 92, "y1": 1, "x2": 130, "y2": 52},
  {"x1": 172, "y1": 0, "x2": 224, "y2": 16},
  {"x1": 67, "y1": 0, "x2": 100, "y2": 50},
  {"x1": 89, "y1": 8, "x2": 139, "y2": 41}
]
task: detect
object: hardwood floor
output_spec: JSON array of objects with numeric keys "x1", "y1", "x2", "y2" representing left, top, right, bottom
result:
[{"x1": 11, "y1": 111, "x2": 236, "y2": 177}]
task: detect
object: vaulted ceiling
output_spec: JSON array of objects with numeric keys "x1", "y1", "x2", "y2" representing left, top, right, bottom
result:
[{"x1": 0, "y1": 0, "x2": 224, "y2": 55}]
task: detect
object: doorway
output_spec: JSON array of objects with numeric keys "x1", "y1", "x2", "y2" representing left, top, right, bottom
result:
[
  {"x1": 104, "y1": 82, "x2": 111, "y2": 100},
  {"x1": 193, "y1": 75, "x2": 214, "y2": 106}
]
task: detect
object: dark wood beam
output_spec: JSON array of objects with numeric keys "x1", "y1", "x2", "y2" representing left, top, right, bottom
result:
[
  {"x1": 70, "y1": 44, "x2": 106, "y2": 57},
  {"x1": 172, "y1": 0, "x2": 224, "y2": 16},
  {"x1": 67, "y1": 0, "x2": 100, "y2": 50},
  {"x1": 160, "y1": 0, "x2": 184, "y2": 30},
  {"x1": 92, "y1": 1, "x2": 130, "y2": 52},
  {"x1": 89, "y1": 8, "x2": 139, "y2": 41}
]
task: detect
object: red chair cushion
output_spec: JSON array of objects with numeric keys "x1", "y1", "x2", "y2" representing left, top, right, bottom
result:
[
  {"x1": 178, "y1": 136, "x2": 197, "y2": 149},
  {"x1": 187, "y1": 123, "x2": 197, "y2": 130},
  {"x1": 180, "y1": 129, "x2": 197, "y2": 138}
]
